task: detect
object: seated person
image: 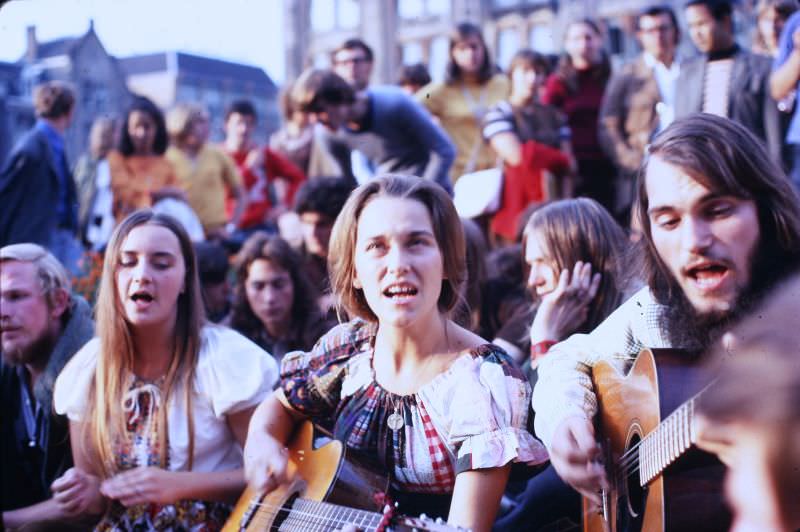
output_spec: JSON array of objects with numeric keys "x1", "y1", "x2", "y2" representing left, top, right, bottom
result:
[
  {"x1": 51, "y1": 210, "x2": 278, "y2": 529},
  {"x1": 195, "y1": 241, "x2": 232, "y2": 323},
  {"x1": 228, "y1": 232, "x2": 333, "y2": 365},
  {"x1": 1, "y1": 244, "x2": 94, "y2": 529},
  {"x1": 243, "y1": 175, "x2": 548, "y2": 531}
]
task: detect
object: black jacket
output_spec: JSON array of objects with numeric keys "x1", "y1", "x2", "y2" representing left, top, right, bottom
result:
[
  {"x1": 0, "y1": 126, "x2": 79, "y2": 248},
  {"x1": 0, "y1": 296, "x2": 94, "y2": 511}
]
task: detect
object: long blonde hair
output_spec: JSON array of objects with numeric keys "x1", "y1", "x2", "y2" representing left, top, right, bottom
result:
[{"x1": 85, "y1": 210, "x2": 205, "y2": 477}]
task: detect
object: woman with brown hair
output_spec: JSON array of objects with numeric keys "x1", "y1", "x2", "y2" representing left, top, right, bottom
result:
[
  {"x1": 243, "y1": 175, "x2": 547, "y2": 531},
  {"x1": 228, "y1": 232, "x2": 333, "y2": 364},
  {"x1": 51, "y1": 210, "x2": 278, "y2": 529},
  {"x1": 542, "y1": 19, "x2": 617, "y2": 214},
  {"x1": 417, "y1": 22, "x2": 509, "y2": 183}
]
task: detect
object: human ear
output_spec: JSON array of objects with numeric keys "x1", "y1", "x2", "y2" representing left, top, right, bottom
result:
[{"x1": 49, "y1": 288, "x2": 70, "y2": 320}]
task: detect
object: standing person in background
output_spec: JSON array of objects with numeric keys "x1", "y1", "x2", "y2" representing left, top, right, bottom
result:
[
  {"x1": 678, "y1": 0, "x2": 781, "y2": 162},
  {"x1": 166, "y1": 103, "x2": 246, "y2": 239},
  {"x1": 0, "y1": 81, "x2": 82, "y2": 273},
  {"x1": 222, "y1": 99, "x2": 306, "y2": 239},
  {"x1": 483, "y1": 49, "x2": 575, "y2": 242},
  {"x1": 755, "y1": 0, "x2": 798, "y2": 56},
  {"x1": 599, "y1": 5, "x2": 681, "y2": 224},
  {"x1": 51, "y1": 210, "x2": 277, "y2": 530},
  {"x1": 228, "y1": 233, "x2": 332, "y2": 366},
  {"x1": 543, "y1": 19, "x2": 617, "y2": 216},
  {"x1": 770, "y1": 3, "x2": 800, "y2": 188},
  {"x1": 74, "y1": 116, "x2": 117, "y2": 250},
  {"x1": 332, "y1": 38, "x2": 374, "y2": 93},
  {"x1": 417, "y1": 22, "x2": 509, "y2": 182},
  {"x1": 108, "y1": 96, "x2": 183, "y2": 224}
]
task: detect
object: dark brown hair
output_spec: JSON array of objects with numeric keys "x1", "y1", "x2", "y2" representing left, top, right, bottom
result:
[
  {"x1": 445, "y1": 22, "x2": 495, "y2": 85},
  {"x1": 33, "y1": 81, "x2": 75, "y2": 119},
  {"x1": 636, "y1": 113, "x2": 800, "y2": 304},
  {"x1": 508, "y1": 49, "x2": 552, "y2": 79},
  {"x1": 230, "y1": 232, "x2": 325, "y2": 351},
  {"x1": 291, "y1": 69, "x2": 356, "y2": 113},
  {"x1": 555, "y1": 18, "x2": 611, "y2": 94},
  {"x1": 328, "y1": 174, "x2": 466, "y2": 322}
]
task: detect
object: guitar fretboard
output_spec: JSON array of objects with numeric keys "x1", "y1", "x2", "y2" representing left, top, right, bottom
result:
[
  {"x1": 636, "y1": 396, "x2": 698, "y2": 486},
  {"x1": 277, "y1": 497, "x2": 383, "y2": 531}
]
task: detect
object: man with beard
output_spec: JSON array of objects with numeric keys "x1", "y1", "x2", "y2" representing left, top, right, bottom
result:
[
  {"x1": 1, "y1": 244, "x2": 94, "y2": 528},
  {"x1": 531, "y1": 113, "x2": 800, "y2": 507}
]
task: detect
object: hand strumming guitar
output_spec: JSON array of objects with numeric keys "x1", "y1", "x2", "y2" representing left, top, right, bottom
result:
[{"x1": 548, "y1": 415, "x2": 607, "y2": 506}]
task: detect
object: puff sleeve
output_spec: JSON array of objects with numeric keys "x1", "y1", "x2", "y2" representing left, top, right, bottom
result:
[
  {"x1": 425, "y1": 345, "x2": 549, "y2": 474},
  {"x1": 53, "y1": 338, "x2": 99, "y2": 421},
  {"x1": 194, "y1": 326, "x2": 278, "y2": 417}
]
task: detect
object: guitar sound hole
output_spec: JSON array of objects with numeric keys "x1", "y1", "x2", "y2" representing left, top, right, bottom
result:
[{"x1": 617, "y1": 433, "x2": 648, "y2": 532}]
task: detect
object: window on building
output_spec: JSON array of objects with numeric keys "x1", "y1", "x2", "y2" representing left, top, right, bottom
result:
[
  {"x1": 402, "y1": 41, "x2": 425, "y2": 65},
  {"x1": 429, "y1": 36, "x2": 449, "y2": 81},
  {"x1": 398, "y1": 0, "x2": 450, "y2": 19},
  {"x1": 312, "y1": 0, "x2": 360, "y2": 31},
  {"x1": 338, "y1": 0, "x2": 360, "y2": 28},
  {"x1": 497, "y1": 28, "x2": 520, "y2": 70},
  {"x1": 529, "y1": 24, "x2": 556, "y2": 54}
]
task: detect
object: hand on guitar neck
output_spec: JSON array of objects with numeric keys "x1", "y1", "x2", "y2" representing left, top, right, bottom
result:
[{"x1": 548, "y1": 415, "x2": 608, "y2": 506}]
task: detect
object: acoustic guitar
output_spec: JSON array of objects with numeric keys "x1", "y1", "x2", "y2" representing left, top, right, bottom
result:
[
  {"x1": 582, "y1": 348, "x2": 731, "y2": 532},
  {"x1": 223, "y1": 421, "x2": 460, "y2": 531}
]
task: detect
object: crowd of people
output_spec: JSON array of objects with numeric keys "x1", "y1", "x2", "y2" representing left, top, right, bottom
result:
[{"x1": 2, "y1": 0, "x2": 800, "y2": 531}]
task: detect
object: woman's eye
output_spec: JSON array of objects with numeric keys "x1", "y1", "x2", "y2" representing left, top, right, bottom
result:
[
  {"x1": 366, "y1": 241, "x2": 384, "y2": 251},
  {"x1": 656, "y1": 217, "x2": 679, "y2": 229}
]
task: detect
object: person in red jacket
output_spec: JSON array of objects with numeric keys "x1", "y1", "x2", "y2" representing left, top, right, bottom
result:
[{"x1": 222, "y1": 100, "x2": 306, "y2": 237}]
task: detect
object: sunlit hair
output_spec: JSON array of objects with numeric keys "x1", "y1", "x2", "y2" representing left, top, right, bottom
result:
[
  {"x1": 230, "y1": 232, "x2": 323, "y2": 349},
  {"x1": 636, "y1": 114, "x2": 800, "y2": 304},
  {"x1": 119, "y1": 95, "x2": 168, "y2": 156},
  {"x1": 166, "y1": 102, "x2": 209, "y2": 145},
  {"x1": 291, "y1": 69, "x2": 356, "y2": 113},
  {"x1": 698, "y1": 273, "x2": 800, "y2": 526},
  {"x1": 754, "y1": 0, "x2": 799, "y2": 53},
  {"x1": 522, "y1": 198, "x2": 627, "y2": 333},
  {"x1": 328, "y1": 174, "x2": 466, "y2": 322},
  {"x1": 508, "y1": 49, "x2": 551, "y2": 79},
  {"x1": 33, "y1": 81, "x2": 75, "y2": 119},
  {"x1": 0, "y1": 243, "x2": 70, "y2": 309},
  {"x1": 555, "y1": 18, "x2": 611, "y2": 94},
  {"x1": 445, "y1": 22, "x2": 494, "y2": 85},
  {"x1": 85, "y1": 210, "x2": 205, "y2": 478}
]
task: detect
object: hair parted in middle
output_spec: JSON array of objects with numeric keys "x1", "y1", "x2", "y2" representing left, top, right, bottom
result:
[
  {"x1": 86, "y1": 209, "x2": 205, "y2": 478},
  {"x1": 445, "y1": 21, "x2": 495, "y2": 85},
  {"x1": 328, "y1": 174, "x2": 466, "y2": 322},
  {"x1": 119, "y1": 95, "x2": 169, "y2": 156},
  {"x1": 523, "y1": 197, "x2": 627, "y2": 333},
  {"x1": 636, "y1": 113, "x2": 800, "y2": 303}
]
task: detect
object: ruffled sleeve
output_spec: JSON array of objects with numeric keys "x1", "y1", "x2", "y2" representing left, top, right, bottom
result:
[
  {"x1": 195, "y1": 326, "x2": 278, "y2": 417},
  {"x1": 428, "y1": 345, "x2": 549, "y2": 474},
  {"x1": 280, "y1": 319, "x2": 374, "y2": 420},
  {"x1": 53, "y1": 338, "x2": 100, "y2": 421}
]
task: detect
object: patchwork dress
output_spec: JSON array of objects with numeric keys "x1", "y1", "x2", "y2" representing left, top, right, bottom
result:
[{"x1": 280, "y1": 319, "x2": 549, "y2": 518}]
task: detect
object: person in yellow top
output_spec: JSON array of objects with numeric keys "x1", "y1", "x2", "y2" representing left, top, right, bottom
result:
[
  {"x1": 417, "y1": 22, "x2": 509, "y2": 182},
  {"x1": 165, "y1": 103, "x2": 246, "y2": 238},
  {"x1": 108, "y1": 96, "x2": 184, "y2": 224}
]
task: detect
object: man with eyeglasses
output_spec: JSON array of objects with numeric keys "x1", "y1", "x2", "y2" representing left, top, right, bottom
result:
[
  {"x1": 599, "y1": 5, "x2": 681, "y2": 223},
  {"x1": 332, "y1": 39, "x2": 374, "y2": 94}
]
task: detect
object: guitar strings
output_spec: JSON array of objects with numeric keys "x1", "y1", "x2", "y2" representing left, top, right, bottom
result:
[{"x1": 242, "y1": 499, "x2": 383, "y2": 531}]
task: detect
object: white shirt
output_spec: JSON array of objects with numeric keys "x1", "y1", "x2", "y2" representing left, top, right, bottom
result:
[
  {"x1": 643, "y1": 52, "x2": 680, "y2": 132},
  {"x1": 54, "y1": 325, "x2": 278, "y2": 472}
]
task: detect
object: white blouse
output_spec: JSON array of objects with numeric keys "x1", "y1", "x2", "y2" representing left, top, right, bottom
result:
[{"x1": 54, "y1": 325, "x2": 278, "y2": 473}]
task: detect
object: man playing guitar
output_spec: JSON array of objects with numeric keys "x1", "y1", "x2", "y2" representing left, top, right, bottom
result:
[{"x1": 532, "y1": 113, "x2": 800, "y2": 509}]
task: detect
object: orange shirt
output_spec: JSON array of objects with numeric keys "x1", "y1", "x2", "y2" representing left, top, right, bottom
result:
[{"x1": 108, "y1": 151, "x2": 179, "y2": 221}]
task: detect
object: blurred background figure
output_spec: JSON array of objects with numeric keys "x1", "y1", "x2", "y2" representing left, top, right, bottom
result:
[
  {"x1": 195, "y1": 240, "x2": 232, "y2": 323},
  {"x1": 417, "y1": 22, "x2": 509, "y2": 183},
  {"x1": 331, "y1": 38, "x2": 374, "y2": 93},
  {"x1": 229, "y1": 233, "x2": 332, "y2": 365},
  {"x1": 397, "y1": 63, "x2": 432, "y2": 95},
  {"x1": 166, "y1": 102, "x2": 246, "y2": 239},
  {"x1": 74, "y1": 116, "x2": 117, "y2": 251},
  {"x1": 755, "y1": 0, "x2": 799, "y2": 56},
  {"x1": 543, "y1": 19, "x2": 616, "y2": 215}
]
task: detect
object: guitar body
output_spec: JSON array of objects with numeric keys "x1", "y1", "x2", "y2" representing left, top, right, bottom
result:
[
  {"x1": 223, "y1": 422, "x2": 388, "y2": 532},
  {"x1": 583, "y1": 349, "x2": 730, "y2": 532}
]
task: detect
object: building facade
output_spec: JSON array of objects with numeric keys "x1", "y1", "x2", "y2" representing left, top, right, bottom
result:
[
  {"x1": 120, "y1": 52, "x2": 280, "y2": 144},
  {"x1": 0, "y1": 61, "x2": 35, "y2": 164},
  {"x1": 283, "y1": 0, "x2": 760, "y2": 86}
]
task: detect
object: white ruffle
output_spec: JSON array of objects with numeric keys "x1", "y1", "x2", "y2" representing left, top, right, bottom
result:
[{"x1": 457, "y1": 426, "x2": 550, "y2": 469}]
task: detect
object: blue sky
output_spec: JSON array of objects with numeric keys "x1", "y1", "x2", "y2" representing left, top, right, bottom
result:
[{"x1": 0, "y1": 0, "x2": 286, "y2": 82}]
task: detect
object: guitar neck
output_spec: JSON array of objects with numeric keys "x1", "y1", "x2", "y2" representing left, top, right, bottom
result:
[
  {"x1": 280, "y1": 497, "x2": 384, "y2": 531},
  {"x1": 637, "y1": 392, "x2": 701, "y2": 486}
]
